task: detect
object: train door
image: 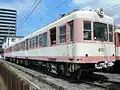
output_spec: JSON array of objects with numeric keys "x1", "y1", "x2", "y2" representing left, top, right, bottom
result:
[{"x1": 67, "y1": 21, "x2": 75, "y2": 60}]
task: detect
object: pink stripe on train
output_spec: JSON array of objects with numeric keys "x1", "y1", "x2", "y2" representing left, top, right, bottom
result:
[{"x1": 8, "y1": 56, "x2": 115, "y2": 64}]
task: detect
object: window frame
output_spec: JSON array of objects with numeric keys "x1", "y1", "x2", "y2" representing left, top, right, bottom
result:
[
  {"x1": 68, "y1": 21, "x2": 74, "y2": 41},
  {"x1": 108, "y1": 24, "x2": 113, "y2": 42},
  {"x1": 83, "y1": 20, "x2": 92, "y2": 40},
  {"x1": 42, "y1": 32, "x2": 47, "y2": 47},
  {"x1": 35, "y1": 36, "x2": 38, "y2": 48},
  {"x1": 93, "y1": 22, "x2": 108, "y2": 41},
  {"x1": 50, "y1": 27, "x2": 56, "y2": 45},
  {"x1": 26, "y1": 39, "x2": 28, "y2": 50},
  {"x1": 59, "y1": 25, "x2": 66, "y2": 43},
  {"x1": 39, "y1": 34, "x2": 43, "y2": 47}
]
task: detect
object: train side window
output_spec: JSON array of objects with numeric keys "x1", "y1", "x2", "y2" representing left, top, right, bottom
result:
[
  {"x1": 39, "y1": 34, "x2": 42, "y2": 46},
  {"x1": 32, "y1": 38, "x2": 35, "y2": 48},
  {"x1": 109, "y1": 25, "x2": 113, "y2": 42},
  {"x1": 23, "y1": 42, "x2": 25, "y2": 50},
  {"x1": 60, "y1": 25, "x2": 66, "y2": 43},
  {"x1": 30, "y1": 39, "x2": 32, "y2": 48},
  {"x1": 68, "y1": 21, "x2": 74, "y2": 41},
  {"x1": 83, "y1": 21, "x2": 91, "y2": 40},
  {"x1": 118, "y1": 33, "x2": 120, "y2": 45},
  {"x1": 21, "y1": 42, "x2": 24, "y2": 50},
  {"x1": 50, "y1": 27, "x2": 56, "y2": 45},
  {"x1": 42, "y1": 32, "x2": 47, "y2": 47},
  {"x1": 26, "y1": 39, "x2": 28, "y2": 50},
  {"x1": 35, "y1": 36, "x2": 38, "y2": 48}
]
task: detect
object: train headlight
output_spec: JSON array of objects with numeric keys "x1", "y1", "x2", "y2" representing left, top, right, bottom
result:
[{"x1": 95, "y1": 8, "x2": 104, "y2": 18}]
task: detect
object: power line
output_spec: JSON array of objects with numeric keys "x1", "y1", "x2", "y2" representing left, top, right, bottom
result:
[
  {"x1": 18, "y1": 0, "x2": 38, "y2": 29},
  {"x1": 105, "y1": 4, "x2": 120, "y2": 12},
  {"x1": 56, "y1": 0, "x2": 72, "y2": 8},
  {"x1": 17, "y1": 0, "x2": 29, "y2": 25},
  {"x1": 20, "y1": 0, "x2": 43, "y2": 27}
]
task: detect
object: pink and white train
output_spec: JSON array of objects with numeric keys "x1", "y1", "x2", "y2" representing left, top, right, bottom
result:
[
  {"x1": 3, "y1": 9, "x2": 115, "y2": 77},
  {"x1": 114, "y1": 28, "x2": 120, "y2": 72}
]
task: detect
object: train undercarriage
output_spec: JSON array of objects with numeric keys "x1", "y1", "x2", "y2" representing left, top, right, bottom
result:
[
  {"x1": 95, "y1": 61, "x2": 114, "y2": 72},
  {"x1": 5, "y1": 57, "x2": 95, "y2": 79}
]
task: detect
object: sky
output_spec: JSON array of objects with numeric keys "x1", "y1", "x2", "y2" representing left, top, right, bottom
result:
[{"x1": 0, "y1": 0, "x2": 120, "y2": 36}]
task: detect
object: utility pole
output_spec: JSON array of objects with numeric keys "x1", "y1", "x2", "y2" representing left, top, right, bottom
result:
[{"x1": 8, "y1": 25, "x2": 10, "y2": 47}]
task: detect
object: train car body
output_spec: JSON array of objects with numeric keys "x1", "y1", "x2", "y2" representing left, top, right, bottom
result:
[
  {"x1": 3, "y1": 9, "x2": 115, "y2": 77},
  {"x1": 114, "y1": 29, "x2": 120, "y2": 72}
]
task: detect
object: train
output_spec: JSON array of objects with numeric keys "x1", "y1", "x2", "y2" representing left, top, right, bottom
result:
[
  {"x1": 114, "y1": 28, "x2": 120, "y2": 72},
  {"x1": 3, "y1": 9, "x2": 115, "y2": 78}
]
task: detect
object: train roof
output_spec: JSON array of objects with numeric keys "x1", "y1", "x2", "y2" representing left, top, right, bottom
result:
[{"x1": 7, "y1": 10, "x2": 114, "y2": 48}]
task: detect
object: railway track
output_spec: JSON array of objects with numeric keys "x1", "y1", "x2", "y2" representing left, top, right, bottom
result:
[
  {"x1": 3, "y1": 60, "x2": 120, "y2": 90},
  {"x1": 80, "y1": 80, "x2": 120, "y2": 90},
  {"x1": 3, "y1": 60, "x2": 65, "y2": 90}
]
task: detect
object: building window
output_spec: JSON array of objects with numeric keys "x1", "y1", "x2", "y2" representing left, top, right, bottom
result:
[
  {"x1": 42, "y1": 32, "x2": 47, "y2": 47},
  {"x1": 60, "y1": 25, "x2": 66, "y2": 43},
  {"x1": 109, "y1": 25, "x2": 113, "y2": 42},
  {"x1": 50, "y1": 27, "x2": 56, "y2": 45},
  {"x1": 68, "y1": 21, "x2": 74, "y2": 41},
  {"x1": 94, "y1": 22, "x2": 108, "y2": 41},
  {"x1": 12, "y1": 38, "x2": 15, "y2": 42},
  {"x1": 83, "y1": 21, "x2": 91, "y2": 40},
  {"x1": 39, "y1": 34, "x2": 42, "y2": 46}
]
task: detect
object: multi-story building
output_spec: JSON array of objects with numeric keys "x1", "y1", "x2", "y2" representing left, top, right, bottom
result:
[
  {"x1": 0, "y1": 8, "x2": 16, "y2": 53},
  {"x1": 2, "y1": 36, "x2": 24, "y2": 49}
]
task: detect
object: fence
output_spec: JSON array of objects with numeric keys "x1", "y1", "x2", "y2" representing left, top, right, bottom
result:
[{"x1": 0, "y1": 61, "x2": 40, "y2": 90}]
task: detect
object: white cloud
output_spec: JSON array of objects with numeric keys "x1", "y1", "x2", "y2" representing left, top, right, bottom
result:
[
  {"x1": 0, "y1": 0, "x2": 46, "y2": 22},
  {"x1": 72, "y1": 0, "x2": 120, "y2": 9},
  {"x1": 72, "y1": 0, "x2": 120, "y2": 24},
  {"x1": 82, "y1": 6, "x2": 91, "y2": 10},
  {"x1": 72, "y1": 0, "x2": 91, "y2": 5},
  {"x1": 99, "y1": 0, "x2": 120, "y2": 5},
  {"x1": 113, "y1": 14, "x2": 120, "y2": 19}
]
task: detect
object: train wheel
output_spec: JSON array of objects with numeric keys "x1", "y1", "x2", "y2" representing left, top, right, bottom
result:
[
  {"x1": 76, "y1": 70, "x2": 82, "y2": 80},
  {"x1": 65, "y1": 71, "x2": 71, "y2": 77},
  {"x1": 56, "y1": 64, "x2": 64, "y2": 76}
]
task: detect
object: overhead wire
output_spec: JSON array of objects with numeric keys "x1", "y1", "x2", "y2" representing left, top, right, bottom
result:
[
  {"x1": 18, "y1": 0, "x2": 38, "y2": 29},
  {"x1": 56, "y1": 0, "x2": 72, "y2": 8},
  {"x1": 18, "y1": 0, "x2": 43, "y2": 30},
  {"x1": 18, "y1": 0, "x2": 120, "y2": 32},
  {"x1": 105, "y1": 4, "x2": 120, "y2": 12}
]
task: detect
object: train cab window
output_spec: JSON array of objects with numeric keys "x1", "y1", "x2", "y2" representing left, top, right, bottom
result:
[
  {"x1": 50, "y1": 27, "x2": 56, "y2": 45},
  {"x1": 68, "y1": 21, "x2": 74, "y2": 41},
  {"x1": 109, "y1": 25, "x2": 113, "y2": 42},
  {"x1": 60, "y1": 25, "x2": 66, "y2": 43},
  {"x1": 42, "y1": 32, "x2": 47, "y2": 47},
  {"x1": 94, "y1": 22, "x2": 108, "y2": 41},
  {"x1": 83, "y1": 21, "x2": 91, "y2": 40}
]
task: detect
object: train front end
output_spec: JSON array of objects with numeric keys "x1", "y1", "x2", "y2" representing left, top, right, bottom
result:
[{"x1": 74, "y1": 9, "x2": 115, "y2": 70}]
